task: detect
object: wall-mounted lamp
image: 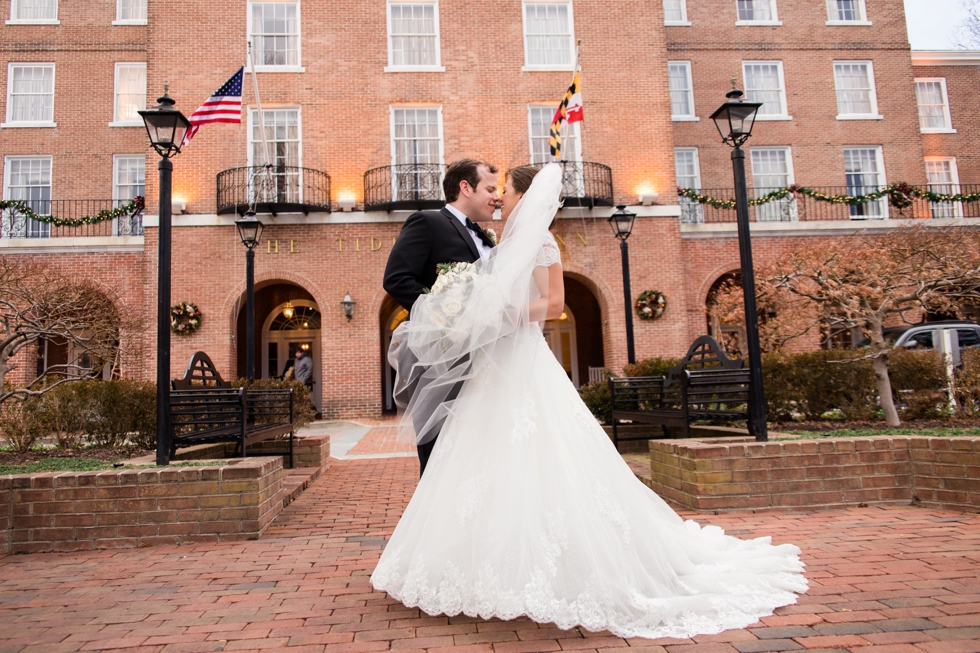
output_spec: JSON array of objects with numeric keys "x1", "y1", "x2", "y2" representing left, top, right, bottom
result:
[
  {"x1": 337, "y1": 198, "x2": 356, "y2": 212},
  {"x1": 282, "y1": 301, "x2": 295, "y2": 319},
  {"x1": 639, "y1": 193, "x2": 659, "y2": 206},
  {"x1": 341, "y1": 292, "x2": 356, "y2": 322},
  {"x1": 172, "y1": 201, "x2": 186, "y2": 215}
]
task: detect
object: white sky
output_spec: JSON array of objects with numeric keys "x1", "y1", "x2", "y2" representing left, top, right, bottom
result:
[{"x1": 904, "y1": 0, "x2": 968, "y2": 49}]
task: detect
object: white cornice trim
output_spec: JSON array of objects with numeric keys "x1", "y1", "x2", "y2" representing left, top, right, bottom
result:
[
  {"x1": 681, "y1": 218, "x2": 980, "y2": 238},
  {"x1": 911, "y1": 50, "x2": 980, "y2": 66},
  {"x1": 0, "y1": 236, "x2": 144, "y2": 253}
]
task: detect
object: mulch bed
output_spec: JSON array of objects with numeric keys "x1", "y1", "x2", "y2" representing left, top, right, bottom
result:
[{"x1": 0, "y1": 447, "x2": 152, "y2": 468}]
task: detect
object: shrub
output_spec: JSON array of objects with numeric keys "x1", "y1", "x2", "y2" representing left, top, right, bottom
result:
[
  {"x1": 762, "y1": 350, "x2": 877, "y2": 421},
  {"x1": 37, "y1": 382, "x2": 94, "y2": 448},
  {"x1": 956, "y1": 349, "x2": 980, "y2": 416},
  {"x1": 889, "y1": 349, "x2": 947, "y2": 419},
  {"x1": 579, "y1": 380, "x2": 611, "y2": 424},
  {"x1": 622, "y1": 357, "x2": 679, "y2": 378},
  {"x1": 0, "y1": 396, "x2": 45, "y2": 453},
  {"x1": 33, "y1": 379, "x2": 156, "y2": 448},
  {"x1": 232, "y1": 377, "x2": 316, "y2": 430}
]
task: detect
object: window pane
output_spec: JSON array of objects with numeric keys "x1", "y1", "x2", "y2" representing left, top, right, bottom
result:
[
  {"x1": 4, "y1": 158, "x2": 52, "y2": 238},
  {"x1": 525, "y1": 4, "x2": 572, "y2": 67},
  {"x1": 529, "y1": 106, "x2": 577, "y2": 163},
  {"x1": 743, "y1": 63, "x2": 783, "y2": 116},
  {"x1": 829, "y1": 0, "x2": 860, "y2": 20},
  {"x1": 14, "y1": 0, "x2": 57, "y2": 20},
  {"x1": 252, "y1": 3, "x2": 299, "y2": 66},
  {"x1": 915, "y1": 80, "x2": 949, "y2": 130},
  {"x1": 118, "y1": 0, "x2": 146, "y2": 21},
  {"x1": 737, "y1": 0, "x2": 772, "y2": 21},
  {"x1": 844, "y1": 147, "x2": 885, "y2": 217},
  {"x1": 114, "y1": 156, "x2": 146, "y2": 201},
  {"x1": 835, "y1": 63, "x2": 873, "y2": 115},
  {"x1": 751, "y1": 148, "x2": 795, "y2": 221},
  {"x1": 958, "y1": 329, "x2": 980, "y2": 348},
  {"x1": 9, "y1": 65, "x2": 55, "y2": 123},
  {"x1": 390, "y1": 4, "x2": 438, "y2": 66},
  {"x1": 675, "y1": 149, "x2": 703, "y2": 224},
  {"x1": 926, "y1": 159, "x2": 961, "y2": 218},
  {"x1": 115, "y1": 64, "x2": 146, "y2": 122},
  {"x1": 251, "y1": 109, "x2": 301, "y2": 202},
  {"x1": 664, "y1": 0, "x2": 685, "y2": 22},
  {"x1": 668, "y1": 62, "x2": 693, "y2": 117}
]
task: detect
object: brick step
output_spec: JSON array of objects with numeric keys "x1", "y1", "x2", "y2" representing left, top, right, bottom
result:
[{"x1": 280, "y1": 467, "x2": 322, "y2": 509}]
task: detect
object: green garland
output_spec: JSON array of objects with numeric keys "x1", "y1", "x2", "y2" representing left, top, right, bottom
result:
[
  {"x1": 0, "y1": 196, "x2": 144, "y2": 227},
  {"x1": 678, "y1": 183, "x2": 980, "y2": 209}
]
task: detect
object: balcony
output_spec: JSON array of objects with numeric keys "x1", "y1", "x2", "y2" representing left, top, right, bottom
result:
[
  {"x1": 364, "y1": 164, "x2": 445, "y2": 212},
  {"x1": 0, "y1": 199, "x2": 144, "y2": 239},
  {"x1": 216, "y1": 166, "x2": 331, "y2": 215},
  {"x1": 679, "y1": 185, "x2": 980, "y2": 224},
  {"x1": 530, "y1": 161, "x2": 614, "y2": 208}
]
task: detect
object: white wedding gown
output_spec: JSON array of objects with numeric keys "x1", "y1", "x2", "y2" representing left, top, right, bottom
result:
[{"x1": 372, "y1": 166, "x2": 807, "y2": 639}]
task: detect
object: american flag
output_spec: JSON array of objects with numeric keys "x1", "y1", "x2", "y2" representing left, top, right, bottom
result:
[{"x1": 181, "y1": 67, "x2": 244, "y2": 147}]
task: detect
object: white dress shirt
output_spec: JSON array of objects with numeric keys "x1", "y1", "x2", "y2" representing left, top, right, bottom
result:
[{"x1": 445, "y1": 204, "x2": 491, "y2": 260}]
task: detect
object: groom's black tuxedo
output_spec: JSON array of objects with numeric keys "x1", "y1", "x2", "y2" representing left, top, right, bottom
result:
[
  {"x1": 383, "y1": 207, "x2": 490, "y2": 312},
  {"x1": 383, "y1": 206, "x2": 494, "y2": 476}
]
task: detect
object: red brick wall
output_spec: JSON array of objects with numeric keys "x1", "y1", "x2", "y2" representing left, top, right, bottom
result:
[{"x1": 914, "y1": 63, "x2": 980, "y2": 182}]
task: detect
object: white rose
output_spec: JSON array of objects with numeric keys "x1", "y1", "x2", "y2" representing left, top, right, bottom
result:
[
  {"x1": 442, "y1": 296, "x2": 463, "y2": 316},
  {"x1": 430, "y1": 311, "x2": 447, "y2": 328},
  {"x1": 431, "y1": 276, "x2": 447, "y2": 294}
]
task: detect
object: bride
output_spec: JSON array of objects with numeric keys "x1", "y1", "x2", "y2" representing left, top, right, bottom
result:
[{"x1": 371, "y1": 163, "x2": 807, "y2": 639}]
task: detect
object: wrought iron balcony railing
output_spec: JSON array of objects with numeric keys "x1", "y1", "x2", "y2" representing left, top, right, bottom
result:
[
  {"x1": 363, "y1": 163, "x2": 446, "y2": 212},
  {"x1": 678, "y1": 185, "x2": 980, "y2": 225},
  {"x1": 529, "y1": 161, "x2": 614, "y2": 208},
  {"x1": 216, "y1": 166, "x2": 331, "y2": 215},
  {"x1": 1, "y1": 199, "x2": 143, "y2": 239}
]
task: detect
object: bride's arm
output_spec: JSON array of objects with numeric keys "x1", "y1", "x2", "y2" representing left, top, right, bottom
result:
[{"x1": 528, "y1": 263, "x2": 565, "y2": 322}]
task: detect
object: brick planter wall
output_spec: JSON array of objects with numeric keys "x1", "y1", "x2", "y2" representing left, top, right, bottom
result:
[
  {"x1": 173, "y1": 434, "x2": 330, "y2": 469},
  {"x1": 0, "y1": 457, "x2": 285, "y2": 555},
  {"x1": 649, "y1": 437, "x2": 980, "y2": 513}
]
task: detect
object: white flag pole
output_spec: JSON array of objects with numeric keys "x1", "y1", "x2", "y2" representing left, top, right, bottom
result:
[
  {"x1": 559, "y1": 41, "x2": 581, "y2": 162},
  {"x1": 247, "y1": 41, "x2": 275, "y2": 201}
]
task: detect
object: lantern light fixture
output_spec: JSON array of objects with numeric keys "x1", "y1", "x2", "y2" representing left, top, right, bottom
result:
[
  {"x1": 137, "y1": 82, "x2": 192, "y2": 159},
  {"x1": 709, "y1": 82, "x2": 763, "y2": 148},
  {"x1": 234, "y1": 209, "x2": 264, "y2": 250},
  {"x1": 341, "y1": 292, "x2": 356, "y2": 322},
  {"x1": 282, "y1": 301, "x2": 295, "y2": 319},
  {"x1": 608, "y1": 204, "x2": 637, "y2": 242}
]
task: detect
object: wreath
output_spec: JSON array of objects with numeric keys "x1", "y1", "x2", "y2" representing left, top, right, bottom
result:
[
  {"x1": 170, "y1": 302, "x2": 202, "y2": 335},
  {"x1": 635, "y1": 290, "x2": 667, "y2": 320}
]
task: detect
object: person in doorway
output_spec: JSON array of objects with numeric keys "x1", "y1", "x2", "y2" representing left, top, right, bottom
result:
[{"x1": 293, "y1": 349, "x2": 313, "y2": 390}]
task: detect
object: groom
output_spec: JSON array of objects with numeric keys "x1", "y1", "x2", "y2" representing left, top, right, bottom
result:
[{"x1": 383, "y1": 158, "x2": 500, "y2": 476}]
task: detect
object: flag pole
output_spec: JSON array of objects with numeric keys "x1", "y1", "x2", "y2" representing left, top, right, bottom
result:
[
  {"x1": 559, "y1": 40, "x2": 581, "y2": 162},
  {"x1": 247, "y1": 41, "x2": 275, "y2": 202}
]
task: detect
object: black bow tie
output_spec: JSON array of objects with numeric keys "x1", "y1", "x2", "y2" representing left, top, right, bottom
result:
[{"x1": 464, "y1": 218, "x2": 494, "y2": 249}]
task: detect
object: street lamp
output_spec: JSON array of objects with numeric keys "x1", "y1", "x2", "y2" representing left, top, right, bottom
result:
[
  {"x1": 608, "y1": 204, "x2": 636, "y2": 365},
  {"x1": 235, "y1": 209, "x2": 264, "y2": 380},
  {"x1": 341, "y1": 292, "x2": 356, "y2": 322},
  {"x1": 138, "y1": 83, "x2": 191, "y2": 467},
  {"x1": 709, "y1": 84, "x2": 767, "y2": 442}
]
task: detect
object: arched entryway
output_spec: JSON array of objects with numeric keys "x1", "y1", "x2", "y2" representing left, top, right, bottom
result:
[
  {"x1": 236, "y1": 281, "x2": 322, "y2": 412},
  {"x1": 543, "y1": 306, "x2": 579, "y2": 386},
  {"x1": 561, "y1": 275, "x2": 604, "y2": 386},
  {"x1": 705, "y1": 271, "x2": 745, "y2": 356},
  {"x1": 380, "y1": 295, "x2": 409, "y2": 415}
]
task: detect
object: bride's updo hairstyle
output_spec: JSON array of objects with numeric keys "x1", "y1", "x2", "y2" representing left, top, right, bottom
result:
[{"x1": 506, "y1": 166, "x2": 556, "y2": 229}]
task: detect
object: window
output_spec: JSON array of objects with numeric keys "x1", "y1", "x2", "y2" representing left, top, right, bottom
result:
[
  {"x1": 742, "y1": 61, "x2": 789, "y2": 119},
  {"x1": 115, "y1": 0, "x2": 146, "y2": 24},
  {"x1": 675, "y1": 148, "x2": 703, "y2": 224},
  {"x1": 249, "y1": 108, "x2": 302, "y2": 203},
  {"x1": 664, "y1": 0, "x2": 689, "y2": 25},
  {"x1": 925, "y1": 158, "x2": 962, "y2": 219},
  {"x1": 113, "y1": 155, "x2": 145, "y2": 234},
  {"x1": 8, "y1": 0, "x2": 57, "y2": 23},
  {"x1": 529, "y1": 105, "x2": 579, "y2": 163},
  {"x1": 736, "y1": 0, "x2": 779, "y2": 24},
  {"x1": 750, "y1": 147, "x2": 796, "y2": 221},
  {"x1": 112, "y1": 63, "x2": 146, "y2": 126},
  {"x1": 523, "y1": 2, "x2": 575, "y2": 70},
  {"x1": 386, "y1": 2, "x2": 442, "y2": 71},
  {"x1": 826, "y1": 0, "x2": 868, "y2": 23},
  {"x1": 668, "y1": 61, "x2": 696, "y2": 120},
  {"x1": 249, "y1": 2, "x2": 302, "y2": 70},
  {"x1": 834, "y1": 61, "x2": 880, "y2": 119},
  {"x1": 843, "y1": 147, "x2": 886, "y2": 218},
  {"x1": 391, "y1": 107, "x2": 443, "y2": 201},
  {"x1": 4, "y1": 63, "x2": 55, "y2": 127},
  {"x1": 3, "y1": 156, "x2": 51, "y2": 238},
  {"x1": 915, "y1": 78, "x2": 954, "y2": 132}
]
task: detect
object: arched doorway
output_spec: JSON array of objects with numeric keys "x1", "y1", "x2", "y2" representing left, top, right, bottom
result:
[
  {"x1": 705, "y1": 272, "x2": 745, "y2": 356},
  {"x1": 236, "y1": 281, "x2": 321, "y2": 412},
  {"x1": 380, "y1": 296, "x2": 409, "y2": 415},
  {"x1": 543, "y1": 306, "x2": 579, "y2": 386},
  {"x1": 561, "y1": 275, "x2": 604, "y2": 387}
]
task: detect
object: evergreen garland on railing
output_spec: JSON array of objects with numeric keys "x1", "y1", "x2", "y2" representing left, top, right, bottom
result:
[
  {"x1": 678, "y1": 184, "x2": 980, "y2": 209},
  {"x1": 0, "y1": 196, "x2": 144, "y2": 227}
]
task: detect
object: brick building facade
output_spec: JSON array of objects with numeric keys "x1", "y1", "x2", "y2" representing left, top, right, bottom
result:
[{"x1": 2, "y1": 0, "x2": 979, "y2": 419}]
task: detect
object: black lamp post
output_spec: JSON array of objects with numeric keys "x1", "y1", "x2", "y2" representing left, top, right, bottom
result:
[
  {"x1": 608, "y1": 205, "x2": 637, "y2": 365},
  {"x1": 235, "y1": 209, "x2": 264, "y2": 380},
  {"x1": 709, "y1": 84, "x2": 767, "y2": 442},
  {"x1": 138, "y1": 83, "x2": 191, "y2": 466}
]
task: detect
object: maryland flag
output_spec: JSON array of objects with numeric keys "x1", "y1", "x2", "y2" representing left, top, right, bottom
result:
[{"x1": 548, "y1": 70, "x2": 583, "y2": 160}]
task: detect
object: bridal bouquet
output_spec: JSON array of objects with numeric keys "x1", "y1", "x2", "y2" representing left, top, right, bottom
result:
[{"x1": 425, "y1": 262, "x2": 480, "y2": 331}]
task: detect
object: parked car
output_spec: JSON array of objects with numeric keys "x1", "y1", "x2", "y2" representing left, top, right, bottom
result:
[{"x1": 856, "y1": 320, "x2": 980, "y2": 364}]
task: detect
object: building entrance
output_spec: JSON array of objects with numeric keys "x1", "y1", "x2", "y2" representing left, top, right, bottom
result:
[
  {"x1": 543, "y1": 306, "x2": 579, "y2": 386},
  {"x1": 261, "y1": 301, "x2": 322, "y2": 413}
]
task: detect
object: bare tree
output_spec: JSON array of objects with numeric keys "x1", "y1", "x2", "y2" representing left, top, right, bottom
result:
[
  {"x1": 0, "y1": 257, "x2": 135, "y2": 405},
  {"x1": 712, "y1": 226, "x2": 980, "y2": 426},
  {"x1": 952, "y1": 0, "x2": 980, "y2": 48}
]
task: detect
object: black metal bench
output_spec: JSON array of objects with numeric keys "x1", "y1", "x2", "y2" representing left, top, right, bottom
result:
[
  {"x1": 609, "y1": 336, "x2": 750, "y2": 447},
  {"x1": 169, "y1": 352, "x2": 295, "y2": 465}
]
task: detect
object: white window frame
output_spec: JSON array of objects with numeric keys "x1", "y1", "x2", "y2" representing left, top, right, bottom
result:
[
  {"x1": 915, "y1": 77, "x2": 955, "y2": 134},
  {"x1": 924, "y1": 156, "x2": 963, "y2": 219},
  {"x1": 826, "y1": 0, "x2": 870, "y2": 25},
  {"x1": 3, "y1": 62, "x2": 56, "y2": 128},
  {"x1": 6, "y1": 0, "x2": 59, "y2": 24},
  {"x1": 389, "y1": 105, "x2": 445, "y2": 167},
  {"x1": 668, "y1": 61, "x2": 698, "y2": 121},
  {"x1": 246, "y1": 1, "x2": 305, "y2": 73},
  {"x1": 521, "y1": 0, "x2": 576, "y2": 72},
  {"x1": 843, "y1": 145, "x2": 887, "y2": 219},
  {"x1": 527, "y1": 104, "x2": 582, "y2": 163},
  {"x1": 112, "y1": 154, "x2": 145, "y2": 201},
  {"x1": 735, "y1": 0, "x2": 781, "y2": 26},
  {"x1": 246, "y1": 105, "x2": 304, "y2": 205},
  {"x1": 2, "y1": 155, "x2": 53, "y2": 238},
  {"x1": 663, "y1": 0, "x2": 691, "y2": 26},
  {"x1": 750, "y1": 146, "x2": 797, "y2": 221},
  {"x1": 110, "y1": 62, "x2": 146, "y2": 127},
  {"x1": 741, "y1": 60, "x2": 791, "y2": 121},
  {"x1": 113, "y1": 0, "x2": 147, "y2": 25},
  {"x1": 385, "y1": 0, "x2": 444, "y2": 73},
  {"x1": 833, "y1": 60, "x2": 882, "y2": 120},
  {"x1": 675, "y1": 147, "x2": 703, "y2": 224}
]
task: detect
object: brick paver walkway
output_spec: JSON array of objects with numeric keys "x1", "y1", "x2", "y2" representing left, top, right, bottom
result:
[
  {"x1": 346, "y1": 427, "x2": 415, "y2": 456},
  {"x1": 1, "y1": 457, "x2": 978, "y2": 653}
]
